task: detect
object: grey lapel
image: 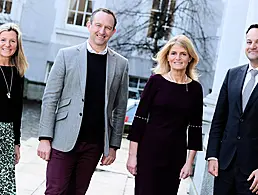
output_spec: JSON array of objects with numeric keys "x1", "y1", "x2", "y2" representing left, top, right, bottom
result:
[
  {"x1": 77, "y1": 42, "x2": 87, "y2": 96},
  {"x1": 106, "y1": 48, "x2": 116, "y2": 99}
]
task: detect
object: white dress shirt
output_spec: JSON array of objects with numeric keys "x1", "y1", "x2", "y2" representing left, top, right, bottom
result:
[{"x1": 86, "y1": 39, "x2": 108, "y2": 55}]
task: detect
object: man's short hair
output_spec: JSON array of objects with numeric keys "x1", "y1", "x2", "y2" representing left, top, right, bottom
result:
[
  {"x1": 90, "y1": 8, "x2": 117, "y2": 29},
  {"x1": 246, "y1": 24, "x2": 258, "y2": 34}
]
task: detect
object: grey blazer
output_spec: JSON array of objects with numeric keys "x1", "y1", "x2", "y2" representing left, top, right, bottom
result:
[{"x1": 39, "y1": 42, "x2": 128, "y2": 156}]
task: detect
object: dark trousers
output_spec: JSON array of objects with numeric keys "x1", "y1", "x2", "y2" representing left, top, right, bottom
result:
[
  {"x1": 45, "y1": 142, "x2": 103, "y2": 195},
  {"x1": 214, "y1": 156, "x2": 254, "y2": 195}
]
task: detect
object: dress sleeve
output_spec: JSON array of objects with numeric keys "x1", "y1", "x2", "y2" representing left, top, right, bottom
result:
[
  {"x1": 127, "y1": 75, "x2": 156, "y2": 143},
  {"x1": 13, "y1": 76, "x2": 24, "y2": 145},
  {"x1": 187, "y1": 83, "x2": 203, "y2": 151}
]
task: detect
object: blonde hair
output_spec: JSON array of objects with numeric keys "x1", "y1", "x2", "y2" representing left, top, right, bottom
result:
[
  {"x1": 0, "y1": 23, "x2": 28, "y2": 76},
  {"x1": 153, "y1": 35, "x2": 199, "y2": 81}
]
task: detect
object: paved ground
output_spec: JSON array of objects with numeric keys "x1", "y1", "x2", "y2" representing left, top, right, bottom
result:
[{"x1": 16, "y1": 100, "x2": 190, "y2": 195}]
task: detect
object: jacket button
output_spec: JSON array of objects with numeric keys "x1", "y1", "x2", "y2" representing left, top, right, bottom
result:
[
  {"x1": 237, "y1": 136, "x2": 241, "y2": 140},
  {"x1": 239, "y1": 118, "x2": 244, "y2": 122},
  {"x1": 79, "y1": 113, "x2": 82, "y2": 116},
  {"x1": 82, "y1": 99, "x2": 84, "y2": 102}
]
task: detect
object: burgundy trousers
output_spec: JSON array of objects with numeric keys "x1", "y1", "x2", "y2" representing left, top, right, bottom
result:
[{"x1": 45, "y1": 142, "x2": 103, "y2": 195}]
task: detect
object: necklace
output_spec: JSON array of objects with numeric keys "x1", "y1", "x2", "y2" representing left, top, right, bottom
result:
[
  {"x1": 0, "y1": 66, "x2": 13, "y2": 98},
  {"x1": 168, "y1": 72, "x2": 188, "y2": 92}
]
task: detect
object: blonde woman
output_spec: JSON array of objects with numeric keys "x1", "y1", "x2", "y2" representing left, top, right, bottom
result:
[
  {"x1": 0, "y1": 23, "x2": 28, "y2": 194},
  {"x1": 127, "y1": 35, "x2": 203, "y2": 195}
]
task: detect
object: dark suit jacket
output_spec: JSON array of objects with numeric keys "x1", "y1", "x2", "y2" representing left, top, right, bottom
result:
[{"x1": 206, "y1": 64, "x2": 258, "y2": 175}]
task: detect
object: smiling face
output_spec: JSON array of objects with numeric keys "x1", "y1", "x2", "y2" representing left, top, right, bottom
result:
[
  {"x1": 0, "y1": 30, "x2": 18, "y2": 60},
  {"x1": 87, "y1": 11, "x2": 116, "y2": 52},
  {"x1": 245, "y1": 28, "x2": 258, "y2": 67},
  {"x1": 167, "y1": 44, "x2": 191, "y2": 72}
]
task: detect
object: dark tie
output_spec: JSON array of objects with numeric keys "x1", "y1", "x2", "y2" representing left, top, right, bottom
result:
[{"x1": 242, "y1": 69, "x2": 258, "y2": 110}]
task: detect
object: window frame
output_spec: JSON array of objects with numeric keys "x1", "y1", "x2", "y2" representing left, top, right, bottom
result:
[
  {"x1": 147, "y1": 0, "x2": 176, "y2": 40},
  {"x1": 0, "y1": 0, "x2": 12, "y2": 15},
  {"x1": 66, "y1": 0, "x2": 93, "y2": 28}
]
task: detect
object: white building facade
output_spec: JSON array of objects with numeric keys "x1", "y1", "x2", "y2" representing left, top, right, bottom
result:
[
  {"x1": 191, "y1": 0, "x2": 258, "y2": 194},
  {"x1": 1, "y1": 0, "x2": 223, "y2": 100}
]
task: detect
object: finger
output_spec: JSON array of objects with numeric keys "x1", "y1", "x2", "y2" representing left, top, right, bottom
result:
[
  {"x1": 127, "y1": 166, "x2": 135, "y2": 175},
  {"x1": 128, "y1": 167, "x2": 133, "y2": 175},
  {"x1": 16, "y1": 157, "x2": 19, "y2": 165},
  {"x1": 250, "y1": 180, "x2": 257, "y2": 190},
  {"x1": 130, "y1": 167, "x2": 136, "y2": 175},
  {"x1": 100, "y1": 156, "x2": 106, "y2": 165},
  {"x1": 45, "y1": 152, "x2": 50, "y2": 161},
  {"x1": 214, "y1": 166, "x2": 218, "y2": 177},
  {"x1": 40, "y1": 152, "x2": 46, "y2": 160},
  {"x1": 106, "y1": 157, "x2": 115, "y2": 165},
  {"x1": 179, "y1": 171, "x2": 184, "y2": 179},
  {"x1": 102, "y1": 157, "x2": 109, "y2": 165},
  {"x1": 108, "y1": 158, "x2": 115, "y2": 165},
  {"x1": 208, "y1": 164, "x2": 213, "y2": 175},
  {"x1": 37, "y1": 149, "x2": 41, "y2": 157},
  {"x1": 248, "y1": 172, "x2": 254, "y2": 181},
  {"x1": 210, "y1": 163, "x2": 218, "y2": 177},
  {"x1": 252, "y1": 184, "x2": 258, "y2": 193},
  {"x1": 132, "y1": 168, "x2": 136, "y2": 175},
  {"x1": 104, "y1": 157, "x2": 111, "y2": 165},
  {"x1": 183, "y1": 173, "x2": 189, "y2": 179}
]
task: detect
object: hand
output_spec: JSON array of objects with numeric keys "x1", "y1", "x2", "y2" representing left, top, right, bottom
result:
[
  {"x1": 180, "y1": 162, "x2": 193, "y2": 179},
  {"x1": 37, "y1": 140, "x2": 51, "y2": 161},
  {"x1": 14, "y1": 145, "x2": 20, "y2": 165},
  {"x1": 101, "y1": 148, "x2": 116, "y2": 165},
  {"x1": 126, "y1": 154, "x2": 137, "y2": 175},
  {"x1": 248, "y1": 169, "x2": 258, "y2": 193},
  {"x1": 208, "y1": 159, "x2": 219, "y2": 177}
]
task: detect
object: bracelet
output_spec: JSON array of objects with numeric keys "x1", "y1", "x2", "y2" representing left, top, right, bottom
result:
[
  {"x1": 135, "y1": 115, "x2": 148, "y2": 121},
  {"x1": 189, "y1": 125, "x2": 202, "y2": 128}
]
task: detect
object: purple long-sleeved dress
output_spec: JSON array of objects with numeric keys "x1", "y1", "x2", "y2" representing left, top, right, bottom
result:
[{"x1": 127, "y1": 74, "x2": 203, "y2": 195}]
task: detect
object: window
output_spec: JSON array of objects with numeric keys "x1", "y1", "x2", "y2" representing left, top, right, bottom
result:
[
  {"x1": 0, "y1": 0, "x2": 12, "y2": 14},
  {"x1": 67, "y1": 0, "x2": 93, "y2": 27},
  {"x1": 147, "y1": 0, "x2": 176, "y2": 40}
]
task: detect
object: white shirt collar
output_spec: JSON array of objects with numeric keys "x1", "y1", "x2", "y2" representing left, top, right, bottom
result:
[
  {"x1": 86, "y1": 39, "x2": 108, "y2": 55},
  {"x1": 247, "y1": 64, "x2": 258, "y2": 72}
]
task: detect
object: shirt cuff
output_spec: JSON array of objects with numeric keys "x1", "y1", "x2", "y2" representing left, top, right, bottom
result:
[
  {"x1": 207, "y1": 157, "x2": 218, "y2": 161},
  {"x1": 39, "y1": 137, "x2": 52, "y2": 141},
  {"x1": 110, "y1": 146, "x2": 119, "y2": 151}
]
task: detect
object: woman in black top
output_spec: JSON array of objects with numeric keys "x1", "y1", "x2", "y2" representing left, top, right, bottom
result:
[{"x1": 0, "y1": 23, "x2": 28, "y2": 194}]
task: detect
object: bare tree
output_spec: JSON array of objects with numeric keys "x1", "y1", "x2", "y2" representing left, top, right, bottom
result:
[{"x1": 110, "y1": 0, "x2": 218, "y2": 69}]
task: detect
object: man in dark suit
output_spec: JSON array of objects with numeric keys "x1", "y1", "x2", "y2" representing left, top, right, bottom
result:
[
  {"x1": 36, "y1": 8, "x2": 128, "y2": 194},
  {"x1": 206, "y1": 24, "x2": 258, "y2": 195}
]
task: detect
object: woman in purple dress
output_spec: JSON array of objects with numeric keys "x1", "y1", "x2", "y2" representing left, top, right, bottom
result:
[{"x1": 126, "y1": 35, "x2": 203, "y2": 195}]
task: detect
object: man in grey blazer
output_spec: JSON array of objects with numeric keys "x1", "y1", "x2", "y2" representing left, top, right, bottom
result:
[{"x1": 37, "y1": 8, "x2": 128, "y2": 194}]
